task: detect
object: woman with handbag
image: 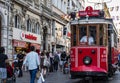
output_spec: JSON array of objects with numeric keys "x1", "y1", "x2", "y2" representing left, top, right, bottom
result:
[{"x1": 40, "y1": 51, "x2": 49, "y2": 78}]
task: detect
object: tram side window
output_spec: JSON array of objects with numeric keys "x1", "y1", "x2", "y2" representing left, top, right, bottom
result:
[
  {"x1": 79, "y1": 26, "x2": 87, "y2": 40},
  {"x1": 79, "y1": 26, "x2": 87, "y2": 44},
  {"x1": 73, "y1": 26, "x2": 76, "y2": 46},
  {"x1": 100, "y1": 25, "x2": 103, "y2": 45}
]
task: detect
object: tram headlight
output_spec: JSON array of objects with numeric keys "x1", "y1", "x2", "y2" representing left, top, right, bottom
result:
[{"x1": 83, "y1": 56, "x2": 92, "y2": 65}]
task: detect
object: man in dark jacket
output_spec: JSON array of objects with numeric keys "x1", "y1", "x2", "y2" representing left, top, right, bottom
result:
[
  {"x1": 60, "y1": 51, "x2": 67, "y2": 72},
  {"x1": 17, "y1": 51, "x2": 24, "y2": 77},
  {"x1": 0, "y1": 47, "x2": 8, "y2": 83},
  {"x1": 61, "y1": 51, "x2": 67, "y2": 61},
  {"x1": 54, "y1": 53, "x2": 59, "y2": 71}
]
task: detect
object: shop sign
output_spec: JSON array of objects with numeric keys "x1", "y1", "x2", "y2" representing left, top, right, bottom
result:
[
  {"x1": 20, "y1": 32, "x2": 37, "y2": 41},
  {"x1": 13, "y1": 40, "x2": 26, "y2": 47}
]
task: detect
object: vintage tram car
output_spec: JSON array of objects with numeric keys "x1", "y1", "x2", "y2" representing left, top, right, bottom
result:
[{"x1": 70, "y1": 6, "x2": 118, "y2": 79}]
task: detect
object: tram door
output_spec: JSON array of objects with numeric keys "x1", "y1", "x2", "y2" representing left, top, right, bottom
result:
[
  {"x1": 108, "y1": 24, "x2": 113, "y2": 75},
  {"x1": 0, "y1": 16, "x2": 1, "y2": 47}
]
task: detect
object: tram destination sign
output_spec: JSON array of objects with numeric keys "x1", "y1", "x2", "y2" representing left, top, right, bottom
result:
[{"x1": 79, "y1": 6, "x2": 100, "y2": 17}]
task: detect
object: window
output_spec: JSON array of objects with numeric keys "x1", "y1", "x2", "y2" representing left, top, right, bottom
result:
[
  {"x1": 15, "y1": 15, "x2": 21, "y2": 29},
  {"x1": 27, "y1": 19, "x2": 32, "y2": 32},
  {"x1": 36, "y1": 23, "x2": 40, "y2": 34},
  {"x1": 79, "y1": 25, "x2": 97, "y2": 45},
  {"x1": 32, "y1": 22, "x2": 35, "y2": 33}
]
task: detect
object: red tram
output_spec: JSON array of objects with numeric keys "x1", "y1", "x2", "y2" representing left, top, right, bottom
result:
[{"x1": 70, "y1": 6, "x2": 118, "y2": 79}]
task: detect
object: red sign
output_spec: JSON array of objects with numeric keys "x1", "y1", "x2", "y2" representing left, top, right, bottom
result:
[
  {"x1": 13, "y1": 40, "x2": 26, "y2": 47},
  {"x1": 79, "y1": 6, "x2": 100, "y2": 17},
  {"x1": 21, "y1": 32, "x2": 37, "y2": 41}
]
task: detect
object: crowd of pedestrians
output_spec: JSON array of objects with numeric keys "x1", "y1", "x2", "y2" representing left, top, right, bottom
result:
[{"x1": 0, "y1": 46, "x2": 70, "y2": 83}]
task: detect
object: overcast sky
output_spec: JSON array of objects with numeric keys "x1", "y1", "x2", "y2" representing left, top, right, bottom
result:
[{"x1": 84, "y1": 0, "x2": 120, "y2": 29}]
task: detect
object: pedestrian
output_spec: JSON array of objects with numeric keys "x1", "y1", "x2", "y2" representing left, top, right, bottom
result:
[
  {"x1": 17, "y1": 51, "x2": 24, "y2": 77},
  {"x1": 0, "y1": 47, "x2": 8, "y2": 83},
  {"x1": 53, "y1": 52, "x2": 60, "y2": 71},
  {"x1": 60, "y1": 51, "x2": 67, "y2": 71},
  {"x1": 43, "y1": 51, "x2": 50, "y2": 78},
  {"x1": 49, "y1": 52, "x2": 54, "y2": 72},
  {"x1": 118, "y1": 53, "x2": 120, "y2": 71},
  {"x1": 22, "y1": 46, "x2": 40, "y2": 83},
  {"x1": 58, "y1": 51, "x2": 62, "y2": 71},
  {"x1": 13, "y1": 51, "x2": 18, "y2": 74}
]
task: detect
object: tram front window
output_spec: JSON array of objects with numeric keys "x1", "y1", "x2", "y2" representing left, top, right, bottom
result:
[
  {"x1": 80, "y1": 32, "x2": 94, "y2": 45},
  {"x1": 79, "y1": 25, "x2": 96, "y2": 45}
]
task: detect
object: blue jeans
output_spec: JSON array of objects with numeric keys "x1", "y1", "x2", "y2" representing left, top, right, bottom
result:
[{"x1": 29, "y1": 68, "x2": 37, "y2": 83}]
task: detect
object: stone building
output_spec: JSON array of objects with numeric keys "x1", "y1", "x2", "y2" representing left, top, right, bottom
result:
[{"x1": 0, "y1": 0, "x2": 85, "y2": 60}]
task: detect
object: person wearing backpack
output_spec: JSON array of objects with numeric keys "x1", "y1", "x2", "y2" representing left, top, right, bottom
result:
[
  {"x1": 53, "y1": 52, "x2": 59, "y2": 71},
  {"x1": 60, "y1": 51, "x2": 67, "y2": 71}
]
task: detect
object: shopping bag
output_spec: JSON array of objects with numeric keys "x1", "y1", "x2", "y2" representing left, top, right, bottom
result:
[
  {"x1": 41, "y1": 73, "x2": 45, "y2": 82},
  {"x1": 36, "y1": 70, "x2": 41, "y2": 79},
  {"x1": 37, "y1": 76, "x2": 42, "y2": 83},
  {"x1": 37, "y1": 73, "x2": 45, "y2": 83}
]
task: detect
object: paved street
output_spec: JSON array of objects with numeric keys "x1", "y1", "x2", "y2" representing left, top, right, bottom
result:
[
  {"x1": 16, "y1": 70, "x2": 120, "y2": 83},
  {"x1": 16, "y1": 70, "x2": 70, "y2": 83}
]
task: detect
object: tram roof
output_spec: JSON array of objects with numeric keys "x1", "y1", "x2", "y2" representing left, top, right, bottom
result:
[
  {"x1": 70, "y1": 18, "x2": 113, "y2": 25},
  {"x1": 70, "y1": 17, "x2": 118, "y2": 35}
]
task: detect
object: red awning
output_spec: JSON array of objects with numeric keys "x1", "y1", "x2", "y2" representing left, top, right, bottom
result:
[
  {"x1": 13, "y1": 40, "x2": 26, "y2": 48},
  {"x1": 30, "y1": 43, "x2": 40, "y2": 49}
]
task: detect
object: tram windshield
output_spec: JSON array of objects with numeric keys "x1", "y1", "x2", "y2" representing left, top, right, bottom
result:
[{"x1": 71, "y1": 24, "x2": 108, "y2": 46}]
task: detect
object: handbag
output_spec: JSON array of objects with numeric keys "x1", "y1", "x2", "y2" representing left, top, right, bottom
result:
[
  {"x1": 43, "y1": 58, "x2": 50, "y2": 67},
  {"x1": 36, "y1": 70, "x2": 41, "y2": 79}
]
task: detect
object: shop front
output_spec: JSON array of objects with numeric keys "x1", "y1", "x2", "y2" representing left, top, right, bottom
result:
[{"x1": 12, "y1": 28, "x2": 41, "y2": 53}]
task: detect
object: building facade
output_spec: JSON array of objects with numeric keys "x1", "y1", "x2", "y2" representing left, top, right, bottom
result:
[
  {"x1": 0, "y1": 0, "x2": 12, "y2": 59},
  {"x1": 0, "y1": 0, "x2": 85, "y2": 60}
]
